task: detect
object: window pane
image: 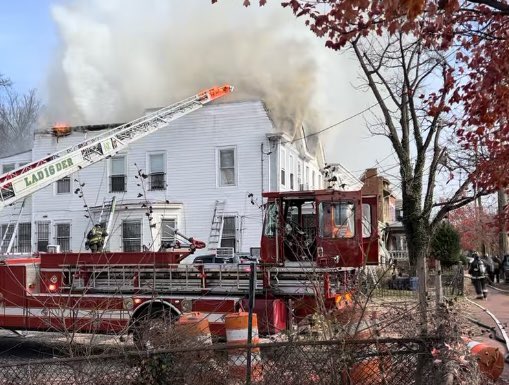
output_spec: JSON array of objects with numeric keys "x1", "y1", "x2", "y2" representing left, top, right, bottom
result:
[
  {"x1": 0, "y1": 224, "x2": 14, "y2": 252},
  {"x1": 2, "y1": 164, "x2": 15, "y2": 173},
  {"x1": 362, "y1": 203, "x2": 372, "y2": 238},
  {"x1": 111, "y1": 156, "x2": 125, "y2": 175},
  {"x1": 56, "y1": 223, "x2": 71, "y2": 251},
  {"x1": 221, "y1": 169, "x2": 235, "y2": 186},
  {"x1": 18, "y1": 223, "x2": 31, "y2": 253},
  {"x1": 122, "y1": 220, "x2": 141, "y2": 252},
  {"x1": 220, "y1": 150, "x2": 234, "y2": 168},
  {"x1": 150, "y1": 172, "x2": 166, "y2": 190},
  {"x1": 110, "y1": 175, "x2": 126, "y2": 192},
  {"x1": 264, "y1": 204, "x2": 277, "y2": 237},
  {"x1": 57, "y1": 177, "x2": 71, "y2": 194},
  {"x1": 219, "y1": 149, "x2": 235, "y2": 186},
  {"x1": 161, "y1": 219, "x2": 176, "y2": 243},
  {"x1": 150, "y1": 154, "x2": 164, "y2": 173},
  {"x1": 221, "y1": 216, "x2": 236, "y2": 251},
  {"x1": 37, "y1": 222, "x2": 50, "y2": 252},
  {"x1": 319, "y1": 202, "x2": 355, "y2": 239}
]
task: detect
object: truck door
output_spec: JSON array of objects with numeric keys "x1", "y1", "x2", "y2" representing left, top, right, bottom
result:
[{"x1": 362, "y1": 196, "x2": 379, "y2": 265}]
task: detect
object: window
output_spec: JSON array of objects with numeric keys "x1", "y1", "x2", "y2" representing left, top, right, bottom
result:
[
  {"x1": 0, "y1": 224, "x2": 14, "y2": 252},
  {"x1": 218, "y1": 148, "x2": 236, "y2": 187},
  {"x1": 263, "y1": 203, "x2": 277, "y2": 237},
  {"x1": 56, "y1": 176, "x2": 71, "y2": 194},
  {"x1": 318, "y1": 174, "x2": 322, "y2": 188},
  {"x1": 149, "y1": 153, "x2": 166, "y2": 191},
  {"x1": 297, "y1": 162, "x2": 302, "y2": 190},
  {"x1": 312, "y1": 171, "x2": 316, "y2": 189},
  {"x1": 37, "y1": 222, "x2": 50, "y2": 252},
  {"x1": 161, "y1": 218, "x2": 176, "y2": 244},
  {"x1": 362, "y1": 204, "x2": 372, "y2": 238},
  {"x1": 319, "y1": 202, "x2": 355, "y2": 239},
  {"x1": 122, "y1": 220, "x2": 142, "y2": 252},
  {"x1": 2, "y1": 163, "x2": 15, "y2": 173},
  {"x1": 221, "y1": 216, "x2": 236, "y2": 250},
  {"x1": 55, "y1": 223, "x2": 71, "y2": 251},
  {"x1": 280, "y1": 148, "x2": 286, "y2": 186},
  {"x1": 110, "y1": 156, "x2": 126, "y2": 192},
  {"x1": 289, "y1": 155, "x2": 294, "y2": 190},
  {"x1": 305, "y1": 166, "x2": 310, "y2": 190},
  {"x1": 17, "y1": 223, "x2": 31, "y2": 252}
]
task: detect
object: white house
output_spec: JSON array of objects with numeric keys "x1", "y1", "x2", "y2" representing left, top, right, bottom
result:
[{"x1": 0, "y1": 100, "x2": 331, "y2": 255}]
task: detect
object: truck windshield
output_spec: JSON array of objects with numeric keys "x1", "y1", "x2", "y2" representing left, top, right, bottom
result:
[{"x1": 318, "y1": 202, "x2": 355, "y2": 239}]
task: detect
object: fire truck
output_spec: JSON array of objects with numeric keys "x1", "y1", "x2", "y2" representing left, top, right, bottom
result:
[{"x1": 0, "y1": 85, "x2": 379, "y2": 343}]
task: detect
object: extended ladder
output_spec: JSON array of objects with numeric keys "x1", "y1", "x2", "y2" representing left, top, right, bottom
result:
[
  {"x1": 207, "y1": 200, "x2": 226, "y2": 250},
  {"x1": 0, "y1": 85, "x2": 234, "y2": 210},
  {"x1": 97, "y1": 196, "x2": 116, "y2": 249}
]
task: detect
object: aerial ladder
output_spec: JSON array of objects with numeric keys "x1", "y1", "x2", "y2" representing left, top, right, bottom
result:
[{"x1": 0, "y1": 85, "x2": 234, "y2": 211}]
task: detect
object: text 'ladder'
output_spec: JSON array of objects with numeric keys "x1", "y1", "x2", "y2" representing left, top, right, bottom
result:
[{"x1": 208, "y1": 200, "x2": 226, "y2": 250}]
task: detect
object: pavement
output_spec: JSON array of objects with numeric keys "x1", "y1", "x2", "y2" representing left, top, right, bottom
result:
[{"x1": 461, "y1": 281, "x2": 509, "y2": 384}]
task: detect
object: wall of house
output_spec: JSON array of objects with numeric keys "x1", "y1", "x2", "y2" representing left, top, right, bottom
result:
[
  {"x1": 1, "y1": 101, "x2": 327, "y2": 255},
  {"x1": 0, "y1": 151, "x2": 34, "y2": 253}
]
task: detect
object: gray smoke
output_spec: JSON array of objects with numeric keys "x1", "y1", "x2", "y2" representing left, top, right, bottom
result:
[{"x1": 45, "y1": 0, "x2": 323, "y2": 140}]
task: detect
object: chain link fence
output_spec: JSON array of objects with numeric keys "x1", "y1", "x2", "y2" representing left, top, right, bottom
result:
[
  {"x1": 365, "y1": 264, "x2": 464, "y2": 299},
  {"x1": 0, "y1": 337, "x2": 457, "y2": 385}
]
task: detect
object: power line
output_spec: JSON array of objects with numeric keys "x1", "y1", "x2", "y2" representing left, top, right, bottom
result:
[{"x1": 289, "y1": 97, "x2": 389, "y2": 144}]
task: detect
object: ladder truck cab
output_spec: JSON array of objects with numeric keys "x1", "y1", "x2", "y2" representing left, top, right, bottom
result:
[{"x1": 261, "y1": 189, "x2": 379, "y2": 268}]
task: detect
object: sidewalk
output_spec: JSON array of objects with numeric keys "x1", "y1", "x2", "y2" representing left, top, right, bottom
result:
[{"x1": 460, "y1": 281, "x2": 509, "y2": 383}]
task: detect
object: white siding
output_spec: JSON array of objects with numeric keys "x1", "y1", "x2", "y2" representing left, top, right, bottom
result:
[{"x1": 1, "y1": 101, "x2": 329, "y2": 254}]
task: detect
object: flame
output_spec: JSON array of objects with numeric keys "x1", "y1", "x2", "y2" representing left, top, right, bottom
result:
[{"x1": 52, "y1": 122, "x2": 72, "y2": 137}]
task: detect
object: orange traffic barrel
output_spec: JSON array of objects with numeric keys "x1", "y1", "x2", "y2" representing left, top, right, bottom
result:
[
  {"x1": 173, "y1": 312, "x2": 212, "y2": 345},
  {"x1": 225, "y1": 312, "x2": 262, "y2": 381},
  {"x1": 463, "y1": 337, "x2": 504, "y2": 380},
  {"x1": 348, "y1": 357, "x2": 391, "y2": 385}
]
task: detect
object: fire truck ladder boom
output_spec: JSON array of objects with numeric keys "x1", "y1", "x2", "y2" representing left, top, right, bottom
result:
[{"x1": 0, "y1": 85, "x2": 234, "y2": 211}]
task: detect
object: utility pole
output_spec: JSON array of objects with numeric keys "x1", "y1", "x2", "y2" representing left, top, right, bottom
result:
[{"x1": 498, "y1": 189, "x2": 508, "y2": 256}]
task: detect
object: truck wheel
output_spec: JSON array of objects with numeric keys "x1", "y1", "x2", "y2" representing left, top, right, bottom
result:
[{"x1": 133, "y1": 308, "x2": 178, "y2": 350}]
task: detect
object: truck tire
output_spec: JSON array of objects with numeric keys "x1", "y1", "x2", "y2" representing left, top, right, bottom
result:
[{"x1": 133, "y1": 307, "x2": 178, "y2": 350}]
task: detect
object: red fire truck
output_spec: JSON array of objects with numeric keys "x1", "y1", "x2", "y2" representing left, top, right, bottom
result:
[{"x1": 0, "y1": 85, "x2": 379, "y2": 342}]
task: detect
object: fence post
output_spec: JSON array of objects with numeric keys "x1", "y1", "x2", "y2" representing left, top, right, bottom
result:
[
  {"x1": 435, "y1": 260, "x2": 443, "y2": 306},
  {"x1": 246, "y1": 261, "x2": 256, "y2": 385}
]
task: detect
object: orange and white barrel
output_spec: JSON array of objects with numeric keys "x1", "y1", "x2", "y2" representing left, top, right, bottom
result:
[
  {"x1": 463, "y1": 337, "x2": 504, "y2": 380},
  {"x1": 173, "y1": 312, "x2": 212, "y2": 345},
  {"x1": 225, "y1": 312, "x2": 262, "y2": 381}
]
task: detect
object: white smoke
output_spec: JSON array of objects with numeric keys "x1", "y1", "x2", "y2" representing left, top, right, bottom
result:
[
  {"x1": 45, "y1": 0, "x2": 391, "y2": 173},
  {"x1": 47, "y1": 1, "x2": 320, "y2": 136}
]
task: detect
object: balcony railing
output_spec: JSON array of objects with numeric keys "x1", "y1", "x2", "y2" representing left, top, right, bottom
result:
[{"x1": 389, "y1": 250, "x2": 409, "y2": 261}]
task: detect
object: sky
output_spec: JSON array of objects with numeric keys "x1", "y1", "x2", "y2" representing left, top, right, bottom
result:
[{"x1": 0, "y1": 0, "x2": 394, "y2": 181}]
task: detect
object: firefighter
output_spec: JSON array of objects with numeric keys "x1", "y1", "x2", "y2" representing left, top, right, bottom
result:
[
  {"x1": 87, "y1": 224, "x2": 108, "y2": 253},
  {"x1": 468, "y1": 252, "x2": 487, "y2": 299}
]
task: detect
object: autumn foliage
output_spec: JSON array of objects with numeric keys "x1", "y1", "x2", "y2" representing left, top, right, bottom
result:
[
  {"x1": 227, "y1": 0, "x2": 509, "y2": 194},
  {"x1": 447, "y1": 204, "x2": 499, "y2": 253}
]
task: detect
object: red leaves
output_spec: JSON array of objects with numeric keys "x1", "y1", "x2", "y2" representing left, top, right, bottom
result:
[{"x1": 216, "y1": 0, "x2": 509, "y2": 189}]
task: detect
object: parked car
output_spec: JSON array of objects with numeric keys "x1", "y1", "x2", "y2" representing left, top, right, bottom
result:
[{"x1": 192, "y1": 254, "x2": 233, "y2": 264}]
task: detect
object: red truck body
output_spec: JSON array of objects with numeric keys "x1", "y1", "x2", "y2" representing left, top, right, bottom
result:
[{"x1": 0, "y1": 189, "x2": 378, "y2": 338}]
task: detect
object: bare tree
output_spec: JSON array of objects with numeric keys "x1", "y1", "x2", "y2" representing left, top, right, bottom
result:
[
  {"x1": 0, "y1": 76, "x2": 40, "y2": 157},
  {"x1": 350, "y1": 34, "x2": 488, "y2": 341}
]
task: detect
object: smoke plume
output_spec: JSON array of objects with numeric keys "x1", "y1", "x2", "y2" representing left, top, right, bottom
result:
[{"x1": 46, "y1": 1, "x2": 323, "y2": 140}]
